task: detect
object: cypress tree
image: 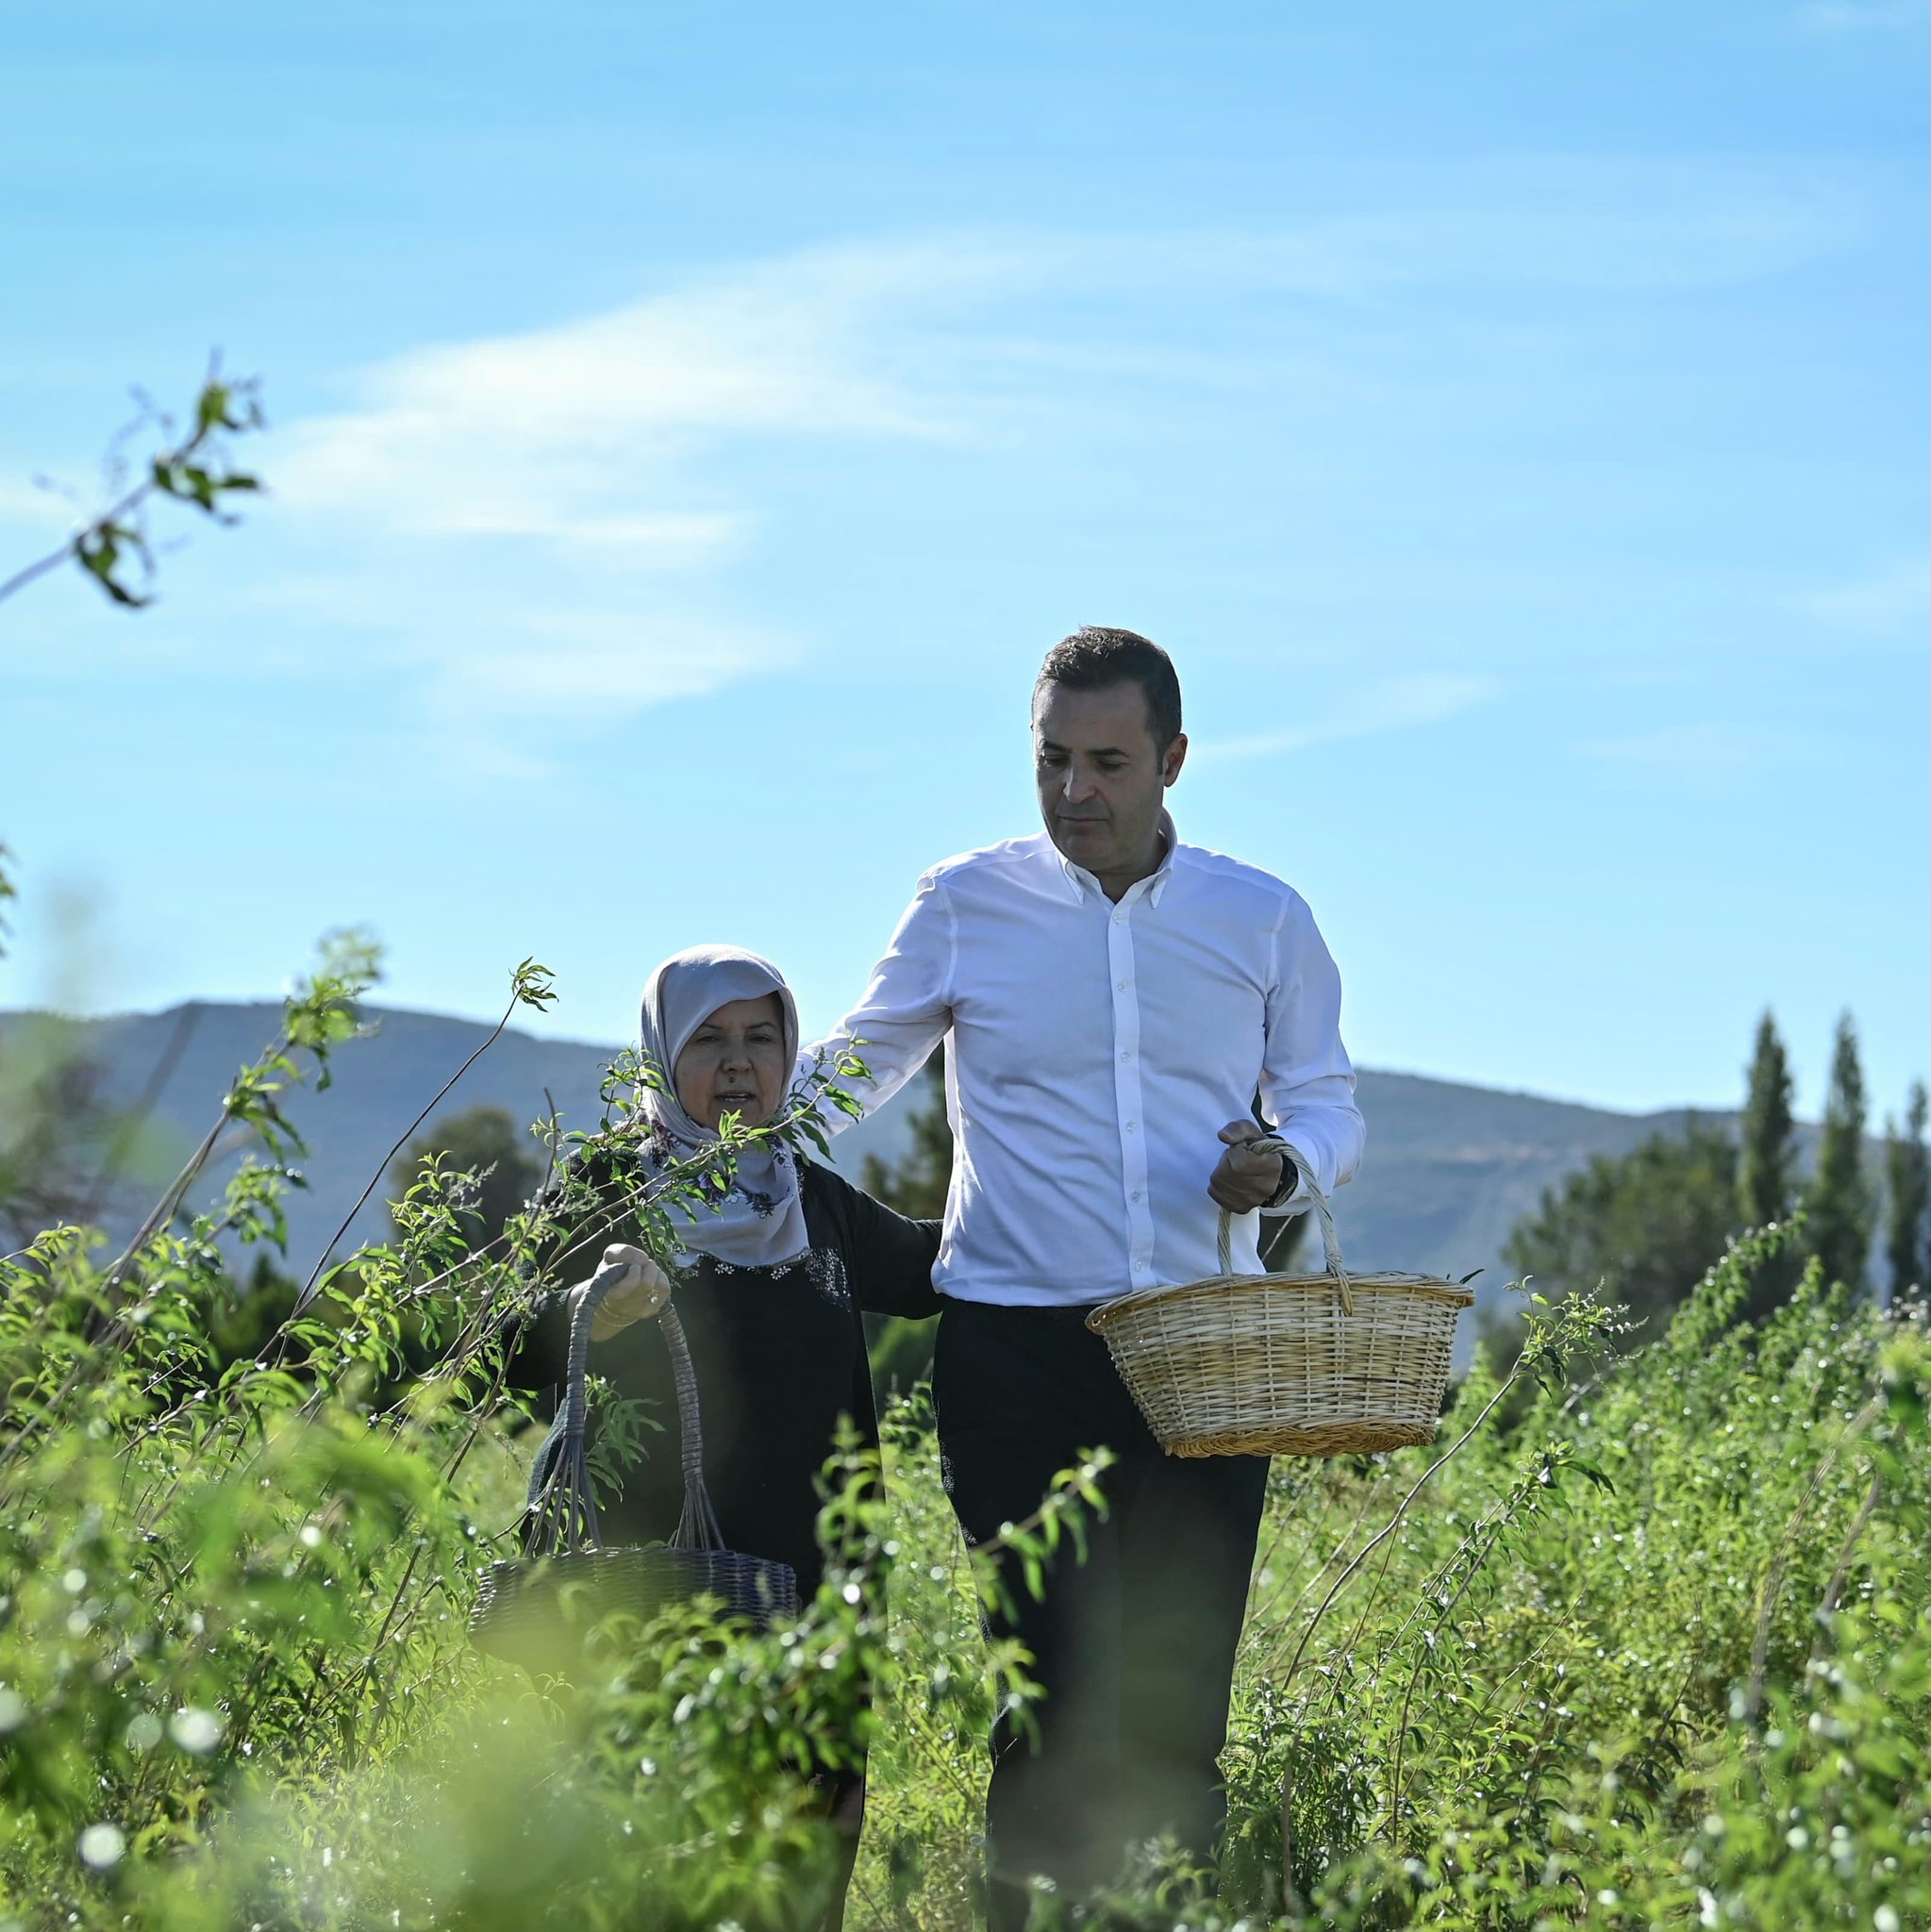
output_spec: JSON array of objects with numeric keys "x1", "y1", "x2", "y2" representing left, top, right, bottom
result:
[
  {"x1": 1502, "y1": 1118, "x2": 1740, "y2": 1341},
  {"x1": 1884, "y1": 1080, "x2": 1929, "y2": 1304},
  {"x1": 1738, "y1": 1010, "x2": 1796, "y2": 1229},
  {"x1": 1807, "y1": 1012, "x2": 1873, "y2": 1292}
]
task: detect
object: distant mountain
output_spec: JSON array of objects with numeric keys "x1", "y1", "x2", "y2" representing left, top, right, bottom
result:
[{"x1": 2, "y1": 1000, "x2": 1767, "y2": 1361}]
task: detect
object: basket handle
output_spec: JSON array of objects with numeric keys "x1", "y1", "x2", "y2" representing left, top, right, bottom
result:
[
  {"x1": 658, "y1": 1298, "x2": 725, "y2": 1552},
  {"x1": 1215, "y1": 1140, "x2": 1355, "y2": 1317},
  {"x1": 526, "y1": 1252, "x2": 725, "y2": 1558}
]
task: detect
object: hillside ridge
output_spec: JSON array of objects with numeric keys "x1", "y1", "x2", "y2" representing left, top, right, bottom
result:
[{"x1": 2, "y1": 1000, "x2": 1770, "y2": 1360}]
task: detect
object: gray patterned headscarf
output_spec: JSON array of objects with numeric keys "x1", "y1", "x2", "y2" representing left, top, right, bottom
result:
[{"x1": 636, "y1": 943, "x2": 810, "y2": 1270}]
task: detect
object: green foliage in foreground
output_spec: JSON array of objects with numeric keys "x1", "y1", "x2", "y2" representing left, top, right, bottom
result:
[
  {"x1": 388, "y1": 1103, "x2": 545, "y2": 1252},
  {"x1": 3, "y1": 960, "x2": 1929, "y2": 1930}
]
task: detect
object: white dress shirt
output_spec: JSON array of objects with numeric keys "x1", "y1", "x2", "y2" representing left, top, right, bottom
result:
[{"x1": 810, "y1": 822, "x2": 1365, "y2": 1307}]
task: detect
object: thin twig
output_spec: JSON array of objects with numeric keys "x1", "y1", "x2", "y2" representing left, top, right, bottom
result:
[
  {"x1": 77, "y1": 1002, "x2": 203, "y2": 1226},
  {"x1": 292, "y1": 989, "x2": 524, "y2": 1311},
  {"x1": 1813, "y1": 1467, "x2": 1885, "y2": 1635},
  {"x1": 0, "y1": 540, "x2": 76, "y2": 608},
  {"x1": 100, "y1": 1079, "x2": 262, "y2": 1290},
  {"x1": 1384, "y1": 1510, "x2": 1513, "y2": 1837},
  {"x1": 1279, "y1": 1755, "x2": 1302, "y2": 1923},
  {"x1": 1278, "y1": 1368, "x2": 1525, "y2": 1696},
  {"x1": 0, "y1": 1020, "x2": 301, "y2": 1487},
  {"x1": 1247, "y1": 1476, "x2": 1371, "y2": 1645}
]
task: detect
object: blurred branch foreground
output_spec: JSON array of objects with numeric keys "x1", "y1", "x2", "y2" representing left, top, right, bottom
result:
[{"x1": 0, "y1": 365, "x2": 264, "y2": 614}]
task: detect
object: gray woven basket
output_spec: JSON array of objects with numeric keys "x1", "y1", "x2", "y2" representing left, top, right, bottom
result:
[{"x1": 470, "y1": 1255, "x2": 800, "y2": 1674}]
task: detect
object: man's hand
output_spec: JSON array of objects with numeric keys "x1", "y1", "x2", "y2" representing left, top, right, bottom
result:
[
  {"x1": 582, "y1": 1241, "x2": 673, "y2": 1342},
  {"x1": 1207, "y1": 1121, "x2": 1290, "y2": 1213}
]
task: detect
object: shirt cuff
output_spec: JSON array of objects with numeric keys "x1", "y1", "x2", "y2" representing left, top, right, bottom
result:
[{"x1": 1258, "y1": 1139, "x2": 1312, "y2": 1216}]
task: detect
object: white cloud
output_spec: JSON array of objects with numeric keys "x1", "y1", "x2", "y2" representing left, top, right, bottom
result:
[
  {"x1": 1583, "y1": 721, "x2": 1790, "y2": 780},
  {"x1": 1805, "y1": 560, "x2": 1931, "y2": 633},
  {"x1": 237, "y1": 174, "x2": 1856, "y2": 756},
  {"x1": 429, "y1": 612, "x2": 798, "y2": 719},
  {"x1": 258, "y1": 242, "x2": 1020, "y2": 742},
  {"x1": 276, "y1": 241, "x2": 998, "y2": 547},
  {"x1": 1203, "y1": 673, "x2": 1502, "y2": 764},
  {"x1": 282, "y1": 178, "x2": 1852, "y2": 555},
  {"x1": 1798, "y1": 0, "x2": 1931, "y2": 30},
  {"x1": 0, "y1": 476, "x2": 83, "y2": 535},
  {"x1": 1207, "y1": 190, "x2": 1848, "y2": 299}
]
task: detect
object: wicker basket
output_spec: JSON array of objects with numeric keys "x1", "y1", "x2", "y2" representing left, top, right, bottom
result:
[
  {"x1": 1086, "y1": 1154, "x2": 1473, "y2": 1458},
  {"x1": 471, "y1": 1254, "x2": 800, "y2": 1674},
  {"x1": 469, "y1": 1545, "x2": 799, "y2": 1676}
]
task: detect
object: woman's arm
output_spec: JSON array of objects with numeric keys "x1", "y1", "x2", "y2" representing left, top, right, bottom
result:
[{"x1": 816, "y1": 1166, "x2": 943, "y2": 1319}]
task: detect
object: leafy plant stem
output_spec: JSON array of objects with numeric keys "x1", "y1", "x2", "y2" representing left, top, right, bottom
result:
[
  {"x1": 292, "y1": 982, "x2": 531, "y2": 1314},
  {"x1": 1279, "y1": 1365, "x2": 1527, "y2": 1698}
]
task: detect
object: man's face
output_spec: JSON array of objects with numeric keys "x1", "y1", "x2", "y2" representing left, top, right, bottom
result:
[{"x1": 1032, "y1": 680, "x2": 1187, "y2": 876}]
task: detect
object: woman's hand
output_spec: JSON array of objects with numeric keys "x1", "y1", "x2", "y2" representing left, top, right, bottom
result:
[
  {"x1": 1207, "y1": 1121, "x2": 1290, "y2": 1213},
  {"x1": 582, "y1": 1242, "x2": 673, "y2": 1341}
]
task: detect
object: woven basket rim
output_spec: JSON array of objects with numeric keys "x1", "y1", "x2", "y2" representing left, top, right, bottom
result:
[{"x1": 1086, "y1": 1269, "x2": 1475, "y2": 1333}]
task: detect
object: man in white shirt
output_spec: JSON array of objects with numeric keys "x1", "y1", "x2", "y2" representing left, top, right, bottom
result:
[{"x1": 814, "y1": 627, "x2": 1364, "y2": 1926}]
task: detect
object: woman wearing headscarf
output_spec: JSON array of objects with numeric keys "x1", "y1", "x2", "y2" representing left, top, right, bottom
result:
[{"x1": 501, "y1": 944, "x2": 941, "y2": 1929}]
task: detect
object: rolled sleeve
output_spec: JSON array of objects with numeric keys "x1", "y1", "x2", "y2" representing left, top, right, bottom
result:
[{"x1": 1258, "y1": 895, "x2": 1365, "y2": 1210}]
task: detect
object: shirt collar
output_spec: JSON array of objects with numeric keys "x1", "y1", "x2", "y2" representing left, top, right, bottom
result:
[{"x1": 1055, "y1": 811, "x2": 1182, "y2": 908}]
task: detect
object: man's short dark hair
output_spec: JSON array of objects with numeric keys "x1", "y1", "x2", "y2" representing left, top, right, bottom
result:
[{"x1": 1034, "y1": 625, "x2": 1183, "y2": 752}]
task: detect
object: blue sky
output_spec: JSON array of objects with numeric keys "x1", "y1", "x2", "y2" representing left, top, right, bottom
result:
[{"x1": 2, "y1": 0, "x2": 1926, "y2": 1120}]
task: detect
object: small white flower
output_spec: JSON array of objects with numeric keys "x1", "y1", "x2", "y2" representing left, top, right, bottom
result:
[
  {"x1": 169, "y1": 1707, "x2": 222, "y2": 1754},
  {"x1": 77, "y1": 1824, "x2": 125, "y2": 1869},
  {"x1": 1875, "y1": 1907, "x2": 1900, "y2": 1932}
]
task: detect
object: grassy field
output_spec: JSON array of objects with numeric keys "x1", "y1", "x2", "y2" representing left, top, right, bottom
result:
[{"x1": 3, "y1": 966, "x2": 1926, "y2": 1929}]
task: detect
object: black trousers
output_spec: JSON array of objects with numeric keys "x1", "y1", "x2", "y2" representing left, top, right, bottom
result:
[
  {"x1": 813, "y1": 1766, "x2": 865, "y2": 1932},
  {"x1": 933, "y1": 1300, "x2": 1269, "y2": 1931}
]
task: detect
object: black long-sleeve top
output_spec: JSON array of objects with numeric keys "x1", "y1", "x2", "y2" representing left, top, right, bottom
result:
[{"x1": 504, "y1": 1152, "x2": 940, "y2": 1600}]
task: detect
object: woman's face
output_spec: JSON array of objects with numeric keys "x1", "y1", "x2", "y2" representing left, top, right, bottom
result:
[{"x1": 673, "y1": 993, "x2": 788, "y2": 1130}]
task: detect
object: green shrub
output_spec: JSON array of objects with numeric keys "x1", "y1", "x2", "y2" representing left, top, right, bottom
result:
[{"x1": 3, "y1": 947, "x2": 1926, "y2": 1930}]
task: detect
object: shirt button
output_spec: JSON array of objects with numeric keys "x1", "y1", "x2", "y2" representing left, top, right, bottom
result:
[
  {"x1": 1124, "y1": 1120, "x2": 1137, "y2": 1133},
  {"x1": 1131, "y1": 1190, "x2": 1143, "y2": 1203},
  {"x1": 1117, "y1": 980, "x2": 1129, "y2": 991},
  {"x1": 1120, "y1": 1049, "x2": 1133, "y2": 1062}
]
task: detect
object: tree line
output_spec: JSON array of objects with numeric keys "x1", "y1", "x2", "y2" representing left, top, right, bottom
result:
[{"x1": 1500, "y1": 1008, "x2": 1928, "y2": 1359}]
